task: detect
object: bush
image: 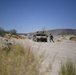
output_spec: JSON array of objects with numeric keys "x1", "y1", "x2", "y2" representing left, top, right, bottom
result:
[
  {"x1": 9, "y1": 29, "x2": 17, "y2": 35},
  {"x1": 59, "y1": 60, "x2": 76, "y2": 75},
  {"x1": 69, "y1": 36, "x2": 76, "y2": 41},
  {"x1": 0, "y1": 27, "x2": 5, "y2": 37}
]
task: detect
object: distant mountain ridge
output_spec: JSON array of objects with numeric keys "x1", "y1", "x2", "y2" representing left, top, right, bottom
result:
[
  {"x1": 18, "y1": 29, "x2": 76, "y2": 36},
  {"x1": 46, "y1": 29, "x2": 76, "y2": 36},
  {"x1": 47, "y1": 29, "x2": 76, "y2": 35}
]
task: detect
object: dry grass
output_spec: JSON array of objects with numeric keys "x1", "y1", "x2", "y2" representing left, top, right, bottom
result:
[
  {"x1": 0, "y1": 44, "x2": 35, "y2": 75},
  {"x1": 11, "y1": 35, "x2": 20, "y2": 39},
  {"x1": 18, "y1": 35, "x2": 26, "y2": 39},
  {"x1": 59, "y1": 59, "x2": 76, "y2": 75},
  {"x1": 5, "y1": 34, "x2": 26, "y2": 39},
  {"x1": 0, "y1": 41, "x2": 52, "y2": 75}
]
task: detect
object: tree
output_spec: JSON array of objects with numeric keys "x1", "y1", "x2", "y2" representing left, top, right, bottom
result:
[
  {"x1": 0, "y1": 27, "x2": 5, "y2": 37},
  {"x1": 10, "y1": 29, "x2": 17, "y2": 35}
]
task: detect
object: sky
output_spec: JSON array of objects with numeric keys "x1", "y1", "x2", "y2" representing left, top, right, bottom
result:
[{"x1": 0, "y1": 0, "x2": 76, "y2": 33}]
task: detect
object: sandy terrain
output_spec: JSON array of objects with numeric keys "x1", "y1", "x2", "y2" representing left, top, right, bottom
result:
[
  {"x1": 29, "y1": 37, "x2": 76, "y2": 75},
  {"x1": 0, "y1": 36, "x2": 76, "y2": 75}
]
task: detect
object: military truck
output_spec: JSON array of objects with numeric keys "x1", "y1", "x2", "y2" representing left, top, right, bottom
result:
[{"x1": 33, "y1": 31, "x2": 48, "y2": 42}]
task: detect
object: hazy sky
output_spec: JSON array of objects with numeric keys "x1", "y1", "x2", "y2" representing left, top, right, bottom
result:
[{"x1": 0, "y1": 0, "x2": 76, "y2": 33}]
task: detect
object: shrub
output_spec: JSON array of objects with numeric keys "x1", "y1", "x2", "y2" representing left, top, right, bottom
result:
[
  {"x1": 9, "y1": 29, "x2": 17, "y2": 35},
  {"x1": 69, "y1": 36, "x2": 76, "y2": 41}
]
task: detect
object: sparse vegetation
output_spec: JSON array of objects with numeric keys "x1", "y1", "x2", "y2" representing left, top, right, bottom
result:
[
  {"x1": 1, "y1": 27, "x2": 76, "y2": 75},
  {"x1": 10, "y1": 35, "x2": 26, "y2": 39},
  {"x1": 0, "y1": 41, "x2": 52, "y2": 75},
  {"x1": 59, "y1": 60, "x2": 76, "y2": 75},
  {"x1": 0, "y1": 27, "x2": 26, "y2": 39},
  {"x1": 10, "y1": 35, "x2": 20, "y2": 39},
  {"x1": 69, "y1": 36, "x2": 76, "y2": 41}
]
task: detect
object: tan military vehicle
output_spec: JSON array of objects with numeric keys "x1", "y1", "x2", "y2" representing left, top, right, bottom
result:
[{"x1": 33, "y1": 31, "x2": 48, "y2": 42}]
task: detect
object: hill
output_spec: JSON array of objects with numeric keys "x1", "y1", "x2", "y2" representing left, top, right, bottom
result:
[
  {"x1": 32, "y1": 29, "x2": 76, "y2": 36},
  {"x1": 47, "y1": 29, "x2": 76, "y2": 36}
]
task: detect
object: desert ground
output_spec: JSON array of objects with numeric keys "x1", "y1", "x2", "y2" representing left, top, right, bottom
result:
[
  {"x1": 30, "y1": 37, "x2": 76, "y2": 75},
  {"x1": 0, "y1": 36, "x2": 76, "y2": 75}
]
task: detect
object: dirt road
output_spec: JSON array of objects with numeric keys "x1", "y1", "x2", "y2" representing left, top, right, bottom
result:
[{"x1": 30, "y1": 40, "x2": 76, "y2": 75}]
